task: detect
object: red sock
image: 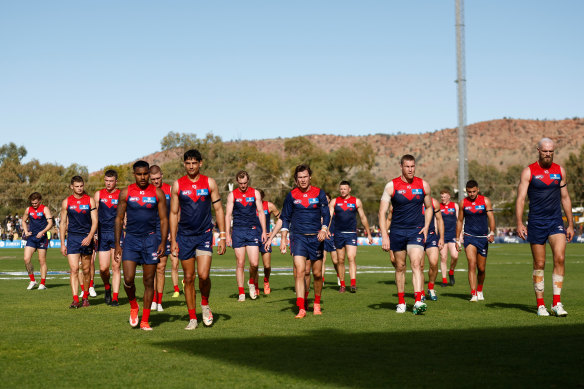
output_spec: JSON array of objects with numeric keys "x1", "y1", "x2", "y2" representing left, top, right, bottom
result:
[
  {"x1": 314, "y1": 295, "x2": 321, "y2": 304},
  {"x1": 536, "y1": 298, "x2": 545, "y2": 307},
  {"x1": 264, "y1": 276, "x2": 269, "y2": 282},
  {"x1": 73, "y1": 295, "x2": 79, "y2": 303},
  {"x1": 471, "y1": 289, "x2": 476, "y2": 296},
  {"x1": 428, "y1": 282, "x2": 435, "y2": 290},
  {"x1": 477, "y1": 284, "x2": 484, "y2": 292},
  {"x1": 141, "y1": 309, "x2": 151, "y2": 323},
  {"x1": 449, "y1": 270, "x2": 454, "y2": 276},
  {"x1": 296, "y1": 297, "x2": 305, "y2": 309},
  {"x1": 158, "y1": 293, "x2": 163, "y2": 304},
  {"x1": 238, "y1": 287, "x2": 244, "y2": 295},
  {"x1": 442, "y1": 277, "x2": 447, "y2": 283},
  {"x1": 350, "y1": 279, "x2": 356, "y2": 287},
  {"x1": 104, "y1": 283, "x2": 111, "y2": 290},
  {"x1": 83, "y1": 291, "x2": 89, "y2": 299},
  {"x1": 113, "y1": 293, "x2": 119, "y2": 301},
  {"x1": 90, "y1": 280, "x2": 94, "y2": 288},
  {"x1": 398, "y1": 292, "x2": 405, "y2": 304},
  {"x1": 553, "y1": 294, "x2": 561, "y2": 306},
  {"x1": 249, "y1": 278, "x2": 254, "y2": 286},
  {"x1": 40, "y1": 278, "x2": 46, "y2": 286},
  {"x1": 129, "y1": 299, "x2": 139, "y2": 309},
  {"x1": 29, "y1": 274, "x2": 36, "y2": 282},
  {"x1": 80, "y1": 284, "x2": 85, "y2": 291},
  {"x1": 188, "y1": 309, "x2": 197, "y2": 320},
  {"x1": 201, "y1": 296, "x2": 209, "y2": 306},
  {"x1": 174, "y1": 285, "x2": 180, "y2": 292},
  {"x1": 415, "y1": 292, "x2": 422, "y2": 302},
  {"x1": 340, "y1": 280, "x2": 346, "y2": 287},
  {"x1": 152, "y1": 293, "x2": 158, "y2": 303}
]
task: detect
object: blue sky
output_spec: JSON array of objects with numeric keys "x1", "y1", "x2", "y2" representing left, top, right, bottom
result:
[{"x1": 1, "y1": 1, "x2": 582, "y2": 172}]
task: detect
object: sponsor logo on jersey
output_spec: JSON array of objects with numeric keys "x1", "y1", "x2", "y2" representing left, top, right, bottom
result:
[
  {"x1": 412, "y1": 189, "x2": 423, "y2": 195},
  {"x1": 550, "y1": 174, "x2": 561, "y2": 180},
  {"x1": 79, "y1": 204, "x2": 90, "y2": 210},
  {"x1": 196, "y1": 189, "x2": 209, "y2": 196},
  {"x1": 143, "y1": 197, "x2": 157, "y2": 204},
  {"x1": 308, "y1": 198, "x2": 319, "y2": 205}
]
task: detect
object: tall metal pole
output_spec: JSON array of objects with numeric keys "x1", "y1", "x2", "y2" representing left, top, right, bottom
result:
[{"x1": 455, "y1": 0, "x2": 468, "y2": 200}]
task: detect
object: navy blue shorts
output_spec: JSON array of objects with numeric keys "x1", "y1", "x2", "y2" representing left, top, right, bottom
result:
[
  {"x1": 155, "y1": 231, "x2": 171, "y2": 256},
  {"x1": 97, "y1": 231, "x2": 116, "y2": 252},
  {"x1": 232, "y1": 227, "x2": 260, "y2": 249},
  {"x1": 177, "y1": 230, "x2": 213, "y2": 260},
  {"x1": 527, "y1": 218, "x2": 566, "y2": 245},
  {"x1": 67, "y1": 233, "x2": 94, "y2": 255},
  {"x1": 424, "y1": 232, "x2": 439, "y2": 250},
  {"x1": 260, "y1": 241, "x2": 272, "y2": 254},
  {"x1": 389, "y1": 228, "x2": 424, "y2": 252},
  {"x1": 334, "y1": 232, "x2": 358, "y2": 248},
  {"x1": 290, "y1": 234, "x2": 324, "y2": 261},
  {"x1": 443, "y1": 231, "x2": 457, "y2": 243},
  {"x1": 463, "y1": 234, "x2": 489, "y2": 258},
  {"x1": 324, "y1": 234, "x2": 336, "y2": 252},
  {"x1": 25, "y1": 234, "x2": 49, "y2": 250},
  {"x1": 122, "y1": 233, "x2": 160, "y2": 265}
]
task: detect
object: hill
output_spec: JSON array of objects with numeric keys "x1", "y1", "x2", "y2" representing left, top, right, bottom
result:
[{"x1": 135, "y1": 118, "x2": 584, "y2": 186}]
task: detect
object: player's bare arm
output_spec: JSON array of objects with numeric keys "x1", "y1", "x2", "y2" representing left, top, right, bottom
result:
[
  {"x1": 420, "y1": 180, "x2": 433, "y2": 241},
  {"x1": 356, "y1": 198, "x2": 373, "y2": 244},
  {"x1": 114, "y1": 188, "x2": 128, "y2": 262},
  {"x1": 433, "y1": 198, "x2": 445, "y2": 249},
  {"x1": 59, "y1": 198, "x2": 69, "y2": 257},
  {"x1": 484, "y1": 196, "x2": 496, "y2": 243},
  {"x1": 169, "y1": 181, "x2": 180, "y2": 256},
  {"x1": 455, "y1": 199, "x2": 466, "y2": 251},
  {"x1": 559, "y1": 166, "x2": 574, "y2": 241},
  {"x1": 80, "y1": 197, "x2": 98, "y2": 247},
  {"x1": 515, "y1": 166, "x2": 531, "y2": 240},
  {"x1": 378, "y1": 181, "x2": 393, "y2": 252},
  {"x1": 224, "y1": 191, "x2": 234, "y2": 247},
  {"x1": 209, "y1": 177, "x2": 226, "y2": 255},
  {"x1": 156, "y1": 187, "x2": 169, "y2": 257},
  {"x1": 254, "y1": 189, "x2": 268, "y2": 243}
]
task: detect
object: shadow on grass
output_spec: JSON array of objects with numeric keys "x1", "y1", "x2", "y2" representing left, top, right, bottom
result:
[
  {"x1": 485, "y1": 302, "x2": 535, "y2": 314},
  {"x1": 154, "y1": 325, "x2": 584, "y2": 387},
  {"x1": 441, "y1": 292, "x2": 472, "y2": 301}
]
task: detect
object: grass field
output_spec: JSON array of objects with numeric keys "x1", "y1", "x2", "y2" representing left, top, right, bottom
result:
[{"x1": 1, "y1": 244, "x2": 583, "y2": 388}]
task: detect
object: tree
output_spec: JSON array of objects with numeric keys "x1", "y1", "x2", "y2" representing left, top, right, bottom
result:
[
  {"x1": 0, "y1": 143, "x2": 27, "y2": 165},
  {"x1": 565, "y1": 145, "x2": 584, "y2": 206}
]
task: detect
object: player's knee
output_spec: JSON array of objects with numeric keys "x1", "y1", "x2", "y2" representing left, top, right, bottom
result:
[
  {"x1": 123, "y1": 279, "x2": 134, "y2": 288},
  {"x1": 183, "y1": 274, "x2": 195, "y2": 284}
]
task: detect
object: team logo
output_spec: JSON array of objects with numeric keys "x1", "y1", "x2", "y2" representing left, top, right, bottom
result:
[
  {"x1": 129, "y1": 196, "x2": 140, "y2": 202},
  {"x1": 293, "y1": 199, "x2": 302, "y2": 204},
  {"x1": 182, "y1": 190, "x2": 192, "y2": 195}
]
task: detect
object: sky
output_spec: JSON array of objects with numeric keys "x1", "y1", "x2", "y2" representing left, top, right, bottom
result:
[{"x1": 1, "y1": 1, "x2": 582, "y2": 172}]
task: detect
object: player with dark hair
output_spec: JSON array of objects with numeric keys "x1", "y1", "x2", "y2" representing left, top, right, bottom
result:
[
  {"x1": 516, "y1": 137, "x2": 574, "y2": 316},
  {"x1": 257, "y1": 189, "x2": 280, "y2": 295},
  {"x1": 265, "y1": 164, "x2": 330, "y2": 318},
  {"x1": 170, "y1": 149, "x2": 226, "y2": 330},
  {"x1": 379, "y1": 154, "x2": 433, "y2": 315},
  {"x1": 60, "y1": 176, "x2": 98, "y2": 308},
  {"x1": 22, "y1": 192, "x2": 54, "y2": 290},
  {"x1": 329, "y1": 181, "x2": 373, "y2": 293},
  {"x1": 439, "y1": 189, "x2": 460, "y2": 286},
  {"x1": 114, "y1": 161, "x2": 168, "y2": 330},
  {"x1": 149, "y1": 165, "x2": 176, "y2": 311},
  {"x1": 225, "y1": 170, "x2": 267, "y2": 301},
  {"x1": 455, "y1": 180, "x2": 496, "y2": 302},
  {"x1": 94, "y1": 169, "x2": 121, "y2": 306}
]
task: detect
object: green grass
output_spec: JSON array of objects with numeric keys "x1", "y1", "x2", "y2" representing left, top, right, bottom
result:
[{"x1": 1, "y1": 245, "x2": 583, "y2": 388}]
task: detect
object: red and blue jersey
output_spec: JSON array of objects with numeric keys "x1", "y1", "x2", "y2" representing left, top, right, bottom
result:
[
  {"x1": 177, "y1": 175, "x2": 213, "y2": 235},
  {"x1": 281, "y1": 186, "x2": 330, "y2": 235},
  {"x1": 67, "y1": 194, "x2": 93, "y2": 235},
  {"x1": 527, "y1": 162, "x2": 563, "y2": 221},
  {"x1": 261, "y1": 200, "x2": 271, "y2": 232},
  {"x1": 423, "y1": 203, "x2": 436, "y2": 234},
  {"x1": 125, "y1": 184, "x2": 158, "y2": 236},
  {"x1": 27, "y1": 204, "x2": 48, "y2": 235},
  {"x1": 97, "y1": 188, "x2": 120, "y2": 233},
  {"x1": 156, "y1": 183, "x2": 172, "y2": 234},
  {"x1": 232, "y1": 187, "x2": 258, "y2": 229},
  {"x1": 333, "y1": 196, "x2": 358, "y2": 233},
  {"x1": 462, "y1": 195, "x2": 488, "y2": 236},
  {"x1": 440, "y1": 202, "x2": 457, "y2": 237},
  {"x1": 390, "y1": 177, "x2": 425, "y2": 230}
]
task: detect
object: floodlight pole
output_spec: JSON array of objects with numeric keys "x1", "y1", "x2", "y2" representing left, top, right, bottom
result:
[{"x1": 455, "y1": 0, "x2": 468, "y2": 200}]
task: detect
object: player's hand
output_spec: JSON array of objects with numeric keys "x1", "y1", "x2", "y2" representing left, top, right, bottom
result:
[
  {"x1": 156, "y1": 243, "x2": 165, "y2": 258},
  {"x1": 25, "y1": 231, "x2": 32, "y2": 238},
  {"x1": 438, "y1": 238, "x2": 444, "y2": 250},
  {"x1": 455, "y1": 240, "x2": 462, "y2": 252},
  {"x1": 217, "y1": 239, "x2": 226, "y2": 255},
  {"x1": 114, "y1": 246, "x2": 122, "y2": 262},
  {"x1": 566, "y1": 226, "x2": 574, "y2": 242},
  {"x1": 171, "y1": 241, "x2": 179, "y2": 257},
  {"x1": 419, "y1": 226, "x2": 428, "y2": 242},
  {"x1": 36, "y1": 232, "x2": 44, "y2": 239},
  {"x1": 81, "y1": 235, "x2": 92, "y2": 246},
  {"x1": 264, "y1": 237, "x2": 272, "y2": 252},
  {"x1": 381, "y1": 235, "x2": 390, "y2": 252},
  {"x1": 261, "y1": 232, "x2": 267, "y2": 244},
  {"x1": 226, "y1": 235, "x2": 232, "y2": 247},
  {"x1": 280, "y1": 241, "x2": 287, "y2": 254},
  {"x1": 367, "y1": 234, "x2": 373, "y2": 245},
  {"x1": 517, "y1": 224, "x2": 528, "y2": 240},
  {"x1": 317, "y1": 229, "x2": 327, "y2": 242},
  {"x1": 488, "y1": 233, "x2": 495, "y2": 243},
  {"x1": 60, "y1": 246, "x2": 67, "y2": 257}
]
